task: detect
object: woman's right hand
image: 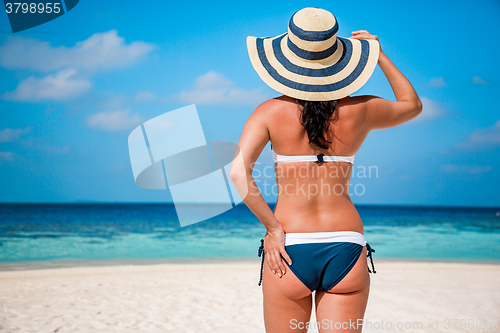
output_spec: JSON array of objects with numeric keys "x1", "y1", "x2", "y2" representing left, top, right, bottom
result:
[
  {"x1": 351, "y1": 30, "x2": 378, "y2": 40},
  {"x1": 350, "y1": 30, "x2": 383, "y2": 54},
  {"x1": 264, "y1": 225, "x2": 292, "y2": 278}
]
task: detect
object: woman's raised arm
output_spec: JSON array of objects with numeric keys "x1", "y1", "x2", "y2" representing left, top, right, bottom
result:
[{"x1": 351, "y1": 30, "x2": 422, "y2": 130}]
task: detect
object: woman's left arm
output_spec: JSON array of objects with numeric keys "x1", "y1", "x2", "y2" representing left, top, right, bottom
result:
[{"x1": 230, "y1": 100, "x2": 292, "y2": 277}]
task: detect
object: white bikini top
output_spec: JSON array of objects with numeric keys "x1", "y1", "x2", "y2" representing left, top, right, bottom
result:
[{"x1": 272, "y1": 148, "x2": 355, "y2": 164}]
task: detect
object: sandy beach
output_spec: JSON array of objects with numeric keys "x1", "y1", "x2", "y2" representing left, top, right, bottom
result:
[{"x1": 0, "y1": 260, "x2": 498, "y2": 333}]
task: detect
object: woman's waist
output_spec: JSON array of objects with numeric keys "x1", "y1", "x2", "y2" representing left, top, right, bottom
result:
[
  {"x1": 275, "y1": 176, "x2": 353, "y2": 198},
  {"x1": 274, "y1": 198, "x2": 363, "y2": 233}
]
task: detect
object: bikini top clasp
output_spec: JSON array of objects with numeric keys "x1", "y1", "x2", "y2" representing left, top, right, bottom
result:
[{"x1": 316, "y1": 153, "x2": 325, "y2": 165}]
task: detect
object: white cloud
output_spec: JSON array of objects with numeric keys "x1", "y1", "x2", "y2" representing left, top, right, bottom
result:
[
  {"x1": 0, "y1": 151, "x2": 14, "y2": 161},
  {"x1": 472, "y1": 76, "x2": 489, "y2": 85},
  {"x1": 0, "y1": 31, "x2": 155, "y2": 102},
  {"x1": 86, "y1": 109, "x2": 144, "y2": 131},
  {"x1": 456, "y1": 120, "x2": 500, "y2": 150},
  {"x1": 440, "y1": 164, "x2": 492, "y2": 175},
  {"x1": 3, "y1": 68, "x2": 91, "y2": 101},
  {"x1": 407, "y1": 97, "x2": 446, "y2": 124},
  {"x1": 174, "y1": 71, "x2": 268, "y2": 106},
  {"x1": 135, "y1": 90, "x2": 156, "y2": 102},
  {"x1": 428, "y1": 77, "x2": 446, "y2": 87},
  {"x1": 0, "y1": 30, "x2": 156, "y2": 72},
  {"x1": 0, "y1": 126, "x2": 32, "y2": 142}
]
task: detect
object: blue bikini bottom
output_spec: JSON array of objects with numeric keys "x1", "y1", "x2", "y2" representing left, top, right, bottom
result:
[{"x1": 258, "y1": 231, "x2": 376, "y2": 292}]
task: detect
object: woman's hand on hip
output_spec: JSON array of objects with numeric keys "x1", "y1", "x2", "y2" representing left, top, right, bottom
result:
[{"x1": 264, "y1": 225, "x2": 292, "y2": 278}]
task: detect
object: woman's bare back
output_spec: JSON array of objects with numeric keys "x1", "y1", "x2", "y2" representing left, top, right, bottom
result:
[{"x1": 266, "y1": 95, "x2": 372, "y2": 234}]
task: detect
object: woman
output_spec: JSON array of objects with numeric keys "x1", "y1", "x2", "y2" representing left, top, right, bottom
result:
[{"x1": 230, "y1": 7, "x2": 421, "y2": 333}]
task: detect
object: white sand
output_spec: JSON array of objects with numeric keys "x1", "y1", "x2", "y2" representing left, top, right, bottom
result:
[{"x1": 0, "y1": 260, "x2": 498, "y2": 333}]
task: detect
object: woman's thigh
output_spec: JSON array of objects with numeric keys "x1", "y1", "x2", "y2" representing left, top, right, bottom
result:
[
  {"x1": 314, "y1": 246, "x2": 370, "y2": 332},
  {"x1": 262, "y1": 258, "x2": 313, "y2": 333}
]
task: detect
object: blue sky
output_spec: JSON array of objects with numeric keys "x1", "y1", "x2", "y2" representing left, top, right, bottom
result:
[{"x1": 0, "y1": 0, "x2": 499, "y2": 206}]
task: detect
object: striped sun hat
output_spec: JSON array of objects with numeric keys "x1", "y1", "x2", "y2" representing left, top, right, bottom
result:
[{"x1": 247, "y1": 7, "x2": 380, "y2": 101}]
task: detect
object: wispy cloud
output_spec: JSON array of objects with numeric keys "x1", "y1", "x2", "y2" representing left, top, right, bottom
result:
[
  {"x1": 456, "y1": 120, "x2": 500, "y2": 150},
  {"x1": 40, "y1": 145, "x2": 71, "y2": 154},
  {"x1": 3, "y1": 69, "x2": 91, "y2": 101},
  {"x1": 0, "y1": 30, "x2": 156, "y2": 72},
  {"x1": 428, "y1": 77, "x2": 446, "y2": 87},
  {"x1": 86, "y1": 109, "x2": 144, "y2": 131},
  {"x1": 0, "y1": 126, "x2": 32, "y2": 142},
  {"x1": 0, "y1": 151, "x2": 14, "y2": 161},
  {"x1": 173, "y1": 71, "x2": 268, "y2": 106},
  {"x1": 135, "y1": 90, "x2": 156, "y2": 102},
  {"x1": 407, "y1": 97, "x2": 446, "y2": 124},
  {"x1": 18, "y1": 138, "x2": 71, "y2": 154},
  {"x1": 440, "y1": 164, "x2": 492, "y2": 175},
  {"x1": 472, "y1": 76, "x2": 489, "y2": 85}
]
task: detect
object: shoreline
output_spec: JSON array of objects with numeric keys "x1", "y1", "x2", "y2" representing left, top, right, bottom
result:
[{"x1": 1, "y1": 256, "x2": 499, "y2": 272}]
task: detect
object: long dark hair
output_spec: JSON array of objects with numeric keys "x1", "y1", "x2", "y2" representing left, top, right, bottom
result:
[{"x1": 297, "y1": 99, "x2": 339, "y2": 149}]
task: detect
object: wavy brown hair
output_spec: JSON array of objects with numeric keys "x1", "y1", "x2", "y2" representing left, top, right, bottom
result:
[{"x1": 297, "y1": 99, "x2": 340, "y2": 149}]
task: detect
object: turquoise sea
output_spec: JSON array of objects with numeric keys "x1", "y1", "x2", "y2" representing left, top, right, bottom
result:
[{"x1": 0, "y1": 204, "x2": 499, "y2": 268}]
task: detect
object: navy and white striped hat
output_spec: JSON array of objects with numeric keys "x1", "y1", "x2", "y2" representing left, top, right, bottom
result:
[{"x1": 247, "y1": 7, "x2": 380, "y2": 101}]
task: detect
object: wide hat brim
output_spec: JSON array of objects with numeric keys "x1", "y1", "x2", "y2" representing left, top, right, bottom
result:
[{"x1": 247, "y1": 33, "x2": 380, "y2": 101}]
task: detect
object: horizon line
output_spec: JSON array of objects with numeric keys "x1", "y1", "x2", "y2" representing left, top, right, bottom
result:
[{"x1": 0, "y1": 202, "x2": 499, "y2": 209}]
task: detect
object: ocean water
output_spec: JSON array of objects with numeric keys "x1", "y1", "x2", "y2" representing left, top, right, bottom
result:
[{"x1": 0, "y1": 203, "x2": 499, "y2": 266}]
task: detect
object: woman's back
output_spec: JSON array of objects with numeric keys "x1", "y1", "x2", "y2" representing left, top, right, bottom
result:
[{"x1": 266, "y1": 95, "x2": 370, "y2": 234}]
